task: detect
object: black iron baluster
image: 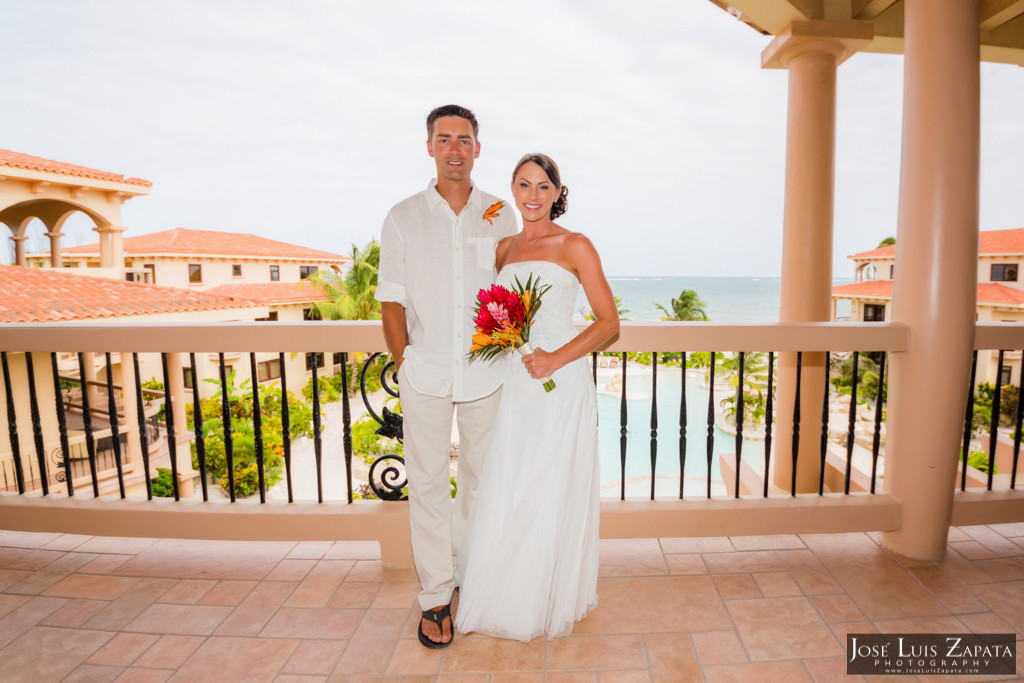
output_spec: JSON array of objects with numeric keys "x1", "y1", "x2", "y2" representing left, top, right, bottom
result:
[
  {"x1": 279, "y1": 352, "x2": 293, "y2": 503},
  {"x1": 104, "y1": 353, "x2": 126, "y2": 498},
  {"x1": 1, "y1": 352, "x2": 25, "y2": 494},
  {"x1": 734, "y1": 352, "x2": 744, "y2": 499},
  {"x1": 764, "y1": 352, "x2": 774, "y2": 498},
  {"x1": 844, "y1": 351, "x2": 859, "y2": 495},
  {"x1": 649, "y1": 352, "x2": 658, "y2": 501},
  {"x1": 50, "y1": 353, "x2": 74, "y2": 496},
  {"x1": 870, "y1": 353, "x2": 886, "y2": 493},
  {"x1": 24, "y1": 353, "x2": 49, "y2": 495},
  {"x1": 188, "y1": 353, "x2": 207, "y2": 501},
  {"x1": 706, "y1": 352, "x2": 716, "y2": 500},
  {"x1": 791, "y1": 351, "x2": 802, "y2": 497},
  {"x1": 311, "y1": 358, "x2": 323, "y2": 504},
  {"x1": 818, "y1": 352, "x2": 830, "y2": 496},
  {"x1": 986, "y1": 349, "x2": 1004, "y2": 491},
  {"x1": 619, "y1": 351, "x2": 627, "y2": 501},
  {"x1": 341, "y1": 352, "x2": 353, "y2": 504},
  {"x1": 159, "y1": 354, "x2": 180, "y2": 501},
  {"x1": 679, "y1": 352, "x2": 687, "y2": 500},
  {"x1": 248, "y1": 353, "x2": 266, "y2": 503},
  {"x1": 961, "y1": 350, "x2": 978, "y2": 491},
  {"x1": 592, "y1": 352, "x2": 598, "y2": 386},
  {"x1": 218, "y1": 353, "x2": 235, "y2": 502},
  {"x1": 133, "y1": 354, "x2": 153, "y2": 500},
  {"x1": 1014, "y1": 354, "x2": 1024, "y2": 491},
  {"x1": 75, "y1": 354, "x2": 100, "y2": 497}
]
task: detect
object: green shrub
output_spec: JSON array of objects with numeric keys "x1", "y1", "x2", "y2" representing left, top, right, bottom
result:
[{"x1": 151, "y1": 467, "x2": 176, "y2": 497}]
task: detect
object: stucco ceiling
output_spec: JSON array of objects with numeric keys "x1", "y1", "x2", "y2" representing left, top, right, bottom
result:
[{"x1": 709, "y1": 0, "x2": 1024, "y2": 65}]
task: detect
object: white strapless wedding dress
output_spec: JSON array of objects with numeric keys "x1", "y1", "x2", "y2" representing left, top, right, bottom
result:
[{"x1": 455, "y1": 259, "x2": 599, "y2": 641}]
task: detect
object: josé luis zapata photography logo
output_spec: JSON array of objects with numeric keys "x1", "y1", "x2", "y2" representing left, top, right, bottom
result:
[{"x1": 847, "y1": 633, "x2": 1016, "y2": 676}]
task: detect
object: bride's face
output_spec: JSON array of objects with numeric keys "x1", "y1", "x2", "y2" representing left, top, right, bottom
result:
[{"x1": 511, "y1": 162, "x2": 559, "y2": 223}]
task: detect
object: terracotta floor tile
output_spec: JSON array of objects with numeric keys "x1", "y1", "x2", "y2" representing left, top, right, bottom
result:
[
  {"x1": 44, "y1": 574, "x2": 140, "y2": 600},
  {"x1": 6, "y1": 551, "x2": 99, "y2": 594},
  {"x1": 343, "y1": 559, "x2": 419, "y2": 583},
  {"x1": 83, "y1": 578, "x2": 178, "y2": 631},
  {"x1": 168, "y1": 636, "x2": 298, "y2": 682},
  {"x1": 156, "y1": 579, "x2": 217, "y2": 605},
  {"x1": 334, "y1": 607, "x2": 407, "y2": 674},
  {"x1": 42, "y1": 533, "x2": 93, "y2": 551},
  {"x1": 728, "y1": 597, "x2": 843, "y2": 661},
  {"x1": 260, "y1": 607, "x2": 364, "y2": 639},
  {"x1": 804, "y1": 657, "x2": 860, "y2": 682},
  {"x1": 597, "y1": 672, "x2": 649, "y2": 683},
  {"x1": 546, "y1": 634, "x2": 647, "y2": 671},
  {"x1": 775, "y1": 549, "x2": 842, "y2": 595},
  {"x1": 950, "y1": 540, "x2": 1000, "y2": 561},
  {"x1": 0, "y1": 530, "x2": 61, "y2": 549},
  {"x1": 968, "y1": 580, "x2": 1024, "y2": 633},
  {"x1": 827, "y1": 620, "x2": 878, "y2": 646},
  {"x1": 440, "y1": 636, "x2": 544, "y2": 673},
  {"x1": 327, "y1": 582, "x2": 379, "y2": 609},
  {"x1": 715, "y1": 574, "x2": 761, "y2": 600},
  {"x1": 281, "y1": 638, "x2": 345, "y2": 675},
  {"x1": 810, "y1": 594, "x2": 866, "y2": 622},
  {"x1": 598, "y1": 538, "x2": 668, "y2": 577},
  {"x1": 113, "y1": 539, "x2": 294, "y2": 581},
  {"x1": 959, "y1": 525, "x2": 1024, "y2": 557},
  {"x1": 86, "y1": 632, "x2": 160, "y2": 666},
  {"x1": 213, "y1": 581, "x2": 296, "y2": 636},
  {"x1": 730, "y1": 535, "x2": 806, "y2": 551},
  {"x1": 114, "y1": 668, "x2": 172, "y2": 682},
  {"x1": 384, "y1": 635, "x2": 444, "y2": 675},
  {"x1": 0, "y1": 625, "x2": 114, "y2": 682},
  {"x1": 124, "y1": 603, "x2": 233, "y2": 636},
  {"x1": 4, "y1": 548, "x2": 66, "y2": 570},
  {"x1": 704, "y1": 551, "x2": 784, "y2": 574},
  {"x1": 63, "y1": 663, "x2": 124, "y2": 682},
  {"x1": 440, "y1": 676, "x2": 496, "y2": 683},
  {"x1": 0, "y1": 547, "x2": 32, "y2": 568},
  {"x1": 0, "y1": 568, "x2": 32, "y2": 590},
  {"x1": 753, "y1": 571, "x2": 802, "y2": 597},
  {"x1": 703, "y1": 660, "x2": 814, "y2": 682},
  {"x1": 575, "y1": 576, "x2": 731, "y2": 635},
  {"x1": 79, "y1": 554, "x2": 134, "y2": 575},
  {"x1": 288, "y1": 541, "x2": 334, "y2": 560},
  {"x1": 323, "y1": 541, "x2": 381, "y2": 560},
  {"x1": 40, "y1": 597, "x2": 108, "y2": 627},
  {"x1": 267, "y1": 559, "x2": 317, "y2": 581},
  {"x1": 664, "y1": 553, "x2": 707, "y2": 575},
  {"x1": 369, "y1": 582, "x2": 419, "y2": 609},
  {"x1": 0, "y1": 592, "x2": 31, "y2": 618},
  {"x1": 198, "y1": 579, "x2": 258, "y2": 606},
  {"x1": 908, "y1": 564, "x2": 988, "y2": 613},
  {"x1": 285, "y1": 560, "x2": 355, "y2": 608},
  {"x1": 0, "y1": 595, "x2": 69, "y2": 648},
  {"x1": 74, "y1": 537, "x2": 158, "y2": 555},
  {"x1": 692, "y1": 630, "x2": 747, "y2": 666},
  {"x1": 938, "y1": 546, "x2": 997, "y2": 585},
  {"x1": 974, "y1": 557, "x2": 1024, "y2": 582},
  {"x1": 646, "y1": 634, "x2": 701, "y2": 683},
  {"x1": 957, "y1": 610, "x2": 1020, "y2": 636},
  {"x1": 991, "y1": 522, "x2": 1024, "y2": 538},
  {"x1": 659, "y1": 537, "x2": 734, "y2": 554},
  {"x1": 872, "y1": 615, "x2": 967, "y2": 634},
  {"x1": 133, "y1": 635, "x2": 205, "y2": 669},
  {"x1": 277, "y1": 675, "x2": 328, "y2": 683},
  {"x1": 546, "y1": 674, "x2": 597, "y2": 683}
]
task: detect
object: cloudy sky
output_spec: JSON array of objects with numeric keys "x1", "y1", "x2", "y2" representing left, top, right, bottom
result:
[{"x1": 3, "y1": 0, "x2": 1023, "y2": 277}]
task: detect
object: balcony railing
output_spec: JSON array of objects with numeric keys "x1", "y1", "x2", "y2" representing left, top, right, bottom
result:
[{"x1": 1, "y1": 321, "x2": 1022, "y2": 567}]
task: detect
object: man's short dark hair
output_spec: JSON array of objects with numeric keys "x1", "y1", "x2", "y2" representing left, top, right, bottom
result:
[{"x1": 426, "y1": 104, "x2": 479, "y2": 139}]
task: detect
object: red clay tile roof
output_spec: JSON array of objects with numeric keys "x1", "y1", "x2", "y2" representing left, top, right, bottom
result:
[
  {"x1": 833, "y1": 279, "x2": 1024, "y2": 306},
  {"x1": 832, "y1": 280, "x2": 894, "y2": 297},
  {"x1": 851, "y1": 228, "x2": 1024, "y2": 259},
  {"x1": 0, "y1": 265, "x2": 260, "y2": 323},
  {"x1": 60, "y1": 228, "x2": 348, "y2": 261},
  {"x1": 0, "y1": 148, "x2": 151, "y2": 187},
  {"x1": 977, "y1": 282, "x2": 1024, "y2": 305},
  {"x1": 204, "y1": 281, "x2": 329, "y2": 305}
]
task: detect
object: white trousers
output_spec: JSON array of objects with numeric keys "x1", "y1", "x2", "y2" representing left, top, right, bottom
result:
[{"x1": 399, "y1": 364, "x2": 502, "y2": 611}]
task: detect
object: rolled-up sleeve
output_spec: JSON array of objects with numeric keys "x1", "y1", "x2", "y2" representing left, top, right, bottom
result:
[{"x1": 375, "y1": 213, "x2": 407, "y2": 306}]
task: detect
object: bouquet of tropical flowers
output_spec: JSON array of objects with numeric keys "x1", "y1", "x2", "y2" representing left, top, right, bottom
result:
[{"x1": 468, "y1": 274, "x2": 555, "y2": 391}]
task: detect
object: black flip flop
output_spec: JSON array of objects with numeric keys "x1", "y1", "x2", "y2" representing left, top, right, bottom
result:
[{"x1": 417, "y1": 603, "x2": 453, "y2": 649}]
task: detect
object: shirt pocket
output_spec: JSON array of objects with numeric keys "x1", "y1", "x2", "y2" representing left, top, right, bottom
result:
[{"x1": 468, "y1": 237, "x2": 496, "y2": 270}]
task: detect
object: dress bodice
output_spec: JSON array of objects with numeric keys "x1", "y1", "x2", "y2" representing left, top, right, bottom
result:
[{"x1": 496, "y1": 260, "x2": 580, "y2": 352}]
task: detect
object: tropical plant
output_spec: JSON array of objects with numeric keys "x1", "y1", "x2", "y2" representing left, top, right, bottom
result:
[
  {"x1": 654, "y1": 289, "x2": 709, "y2": 321},
  {"x1": 151, "y1": 468, "x2": 176, "y2": 497},
  {"x1": 831, "y1": 353, "x2": 886, "y2": 403},
  {"x1": 878, "y1": 236, "x2": 896, "y2": 247},
  {"x1": 961, "y1": 445, "x2": 999, "y2": 475},
  {"x1": 308, "y1": 239, "x2": 380, "y2": 321},
  {"x1": 972, "y1": 382, "x2": 1019, "y2": 433},
  {"x1": 582, "y1": 295, "x2": 630, "y2": 322}
]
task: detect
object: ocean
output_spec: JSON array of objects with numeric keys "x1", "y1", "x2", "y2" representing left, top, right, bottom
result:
[{"x1": 575, "y1": 276, "x2": 853, "y2": 322}]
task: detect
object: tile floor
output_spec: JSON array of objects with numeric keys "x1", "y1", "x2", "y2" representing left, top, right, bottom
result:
[{"x1": 1, "y1": 524, "x2": 1022, "y2": 682}]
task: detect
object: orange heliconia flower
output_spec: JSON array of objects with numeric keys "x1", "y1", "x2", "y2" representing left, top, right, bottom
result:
[{"x1": 482, "y1": 201, "x2": 505, "y2": 224}]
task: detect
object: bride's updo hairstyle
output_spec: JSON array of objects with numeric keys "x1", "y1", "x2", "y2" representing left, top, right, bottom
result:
[{"x1": 512, "y1": 153, "x2": 569, "y2": 220}]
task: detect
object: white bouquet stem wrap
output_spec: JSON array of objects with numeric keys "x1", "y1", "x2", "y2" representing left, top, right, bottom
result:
[{"x1": 516, "y1": 341, "x2": 556, "y2": 392}]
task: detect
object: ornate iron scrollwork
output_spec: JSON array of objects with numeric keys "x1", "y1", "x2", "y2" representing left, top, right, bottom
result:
[
  {"x1": 360, "y1": 353, "x2": 407, "y2": 500},
  {"x1": 50, "y1": 446, "x2": 67, "y2": 483}
]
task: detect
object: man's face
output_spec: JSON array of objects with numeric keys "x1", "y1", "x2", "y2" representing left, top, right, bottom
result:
[{"x1": 427, "y1": 116, "x2": 480, "y2": 183}]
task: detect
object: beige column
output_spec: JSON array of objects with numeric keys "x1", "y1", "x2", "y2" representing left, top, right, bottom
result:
[
  {"x1": 167, "y1": 352, "x2": 196, "y2": 497},
  {"x1": 12, "y1": 235, "x2": 28, "y2": 267},
  {"x1": 762, "y1": 21, "x2": 872, "y2": 493},
  {"x1": 95, "y1": 226, "x2": 125, "y2": 273},
  {"x1": 46, "y1": 231, "x2": 63, "y2": 268},
  {"x1": 880, "y1": 0, "x2": 980, "y2": 560},
  {"x1": 81, "y1": 353, "x2": 102, "y2": 413},
  {"x1": 116, "y1": 356, "x2": 145, "y2": 471}
]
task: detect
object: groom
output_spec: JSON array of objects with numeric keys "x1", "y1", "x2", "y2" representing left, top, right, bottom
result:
[{"x1": 376, "y1": 105, "x2": 517, "y2": 647}]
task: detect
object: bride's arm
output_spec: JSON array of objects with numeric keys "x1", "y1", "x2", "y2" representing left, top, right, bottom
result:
[{"x1": 521, "y1": 234, "x2": 619, "y2": 380}]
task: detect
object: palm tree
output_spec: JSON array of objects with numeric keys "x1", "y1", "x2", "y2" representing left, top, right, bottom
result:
[
  {"x1": 309, "y1": 240, "x2": 381, "y2": 321},
  {"x1": 878, "y1": 236, "x2": 895, "y2": 247},
  {"x1": 653, "y1": 289, "x2": 709, "y2": 321}
]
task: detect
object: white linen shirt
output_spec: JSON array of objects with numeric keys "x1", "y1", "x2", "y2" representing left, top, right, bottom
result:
[{"x1": 376, "y1": 179, "x2": 519, "y2": 401}]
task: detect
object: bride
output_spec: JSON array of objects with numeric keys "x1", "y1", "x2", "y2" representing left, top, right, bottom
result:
[{"x1": 455, "y1": 153, "x2": 619, "y2": 641}]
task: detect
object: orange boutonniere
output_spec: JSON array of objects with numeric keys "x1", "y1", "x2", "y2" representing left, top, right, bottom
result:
[{"x1": 483, "y1": 201, "x2": 505, "y2": 224}]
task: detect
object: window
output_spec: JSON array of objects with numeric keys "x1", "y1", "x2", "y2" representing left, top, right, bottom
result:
[
  {"x1": 269, "y1": 265, "x2": 280, "y2": 281},
  {"x1": 232, "y1": 264, "x2": 242, "y2": 277},
  {"x1": 258, "y1": 359, "x2": 282, "y2": 382},
  {"x1": 305, "y1": 352, "x2": 325, "y2": 370},
  {"x1": 145, "y1": 264, "x2": 156, "y2": 284},
  {"x1": 992, "y1": 264, "x2": 1018, "y2": 282},
  {"x1": 256, "y1": 312, "x2": 279, "y2": 322},
  {"x1": 889, "y1": 265, "x2": 894, "y2": 279},
  {"x1": 1001, "y1": 366, "x2": 1012, "y2": 387},
  {"x1": 303, "y1": 307, "x2": 321, "y2": 321},
  {"x1": 863, "y1": 304, "x2": 885, "y2": 322},
  {"x1": 188, "y1": 264, "x2": 202, "y2": 283},
  {"x1": 299, "y1": 265, "x2": 318, "y2": 279},
  {"x1": 333, "y1": 352, "x2": 344, "y2": 366},
  {"x1": 183, "y1": 367, "x2": 194, "y2": 389}
]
